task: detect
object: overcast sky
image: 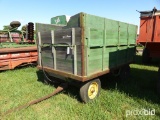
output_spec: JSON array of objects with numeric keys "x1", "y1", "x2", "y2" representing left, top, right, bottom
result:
[{"x1": 0, "y1": 0, "x2": 159, "y2": 33}]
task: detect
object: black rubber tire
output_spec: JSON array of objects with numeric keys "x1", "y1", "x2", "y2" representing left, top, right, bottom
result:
[
  {"x1": 157, "y1": 67, "x2": 160, "y2": 95},
  {"x1": 142, "y1": 48, "x2": 151, "y2": 64},
  {"x1": 80, "y1": 78, "x2": 101, "y2": 103},
  {"x1": 119, "y1": 64, "x2": 131, "y2": 81}
]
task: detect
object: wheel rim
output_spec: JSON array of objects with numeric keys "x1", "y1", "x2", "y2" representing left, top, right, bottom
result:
[{"x1": 88, "y1": 82, "x2": 98, "y2": 99}]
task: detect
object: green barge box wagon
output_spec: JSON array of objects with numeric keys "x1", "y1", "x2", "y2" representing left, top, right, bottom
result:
[{"x1": 36, "y1": 12, "x2": 137, "y2": 103}]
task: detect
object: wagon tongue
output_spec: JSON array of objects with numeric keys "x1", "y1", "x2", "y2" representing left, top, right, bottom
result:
[
  {"x1": 27, "y1": 83, "x2": 68, "y2": 105},
  {"x1": 2, "y1": 83, "x2": 68, "y2": 116}
]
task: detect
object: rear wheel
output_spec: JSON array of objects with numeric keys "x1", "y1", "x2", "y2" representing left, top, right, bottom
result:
[{"x1": 80, "y1": 78, "x2": 101, "y2": 103}]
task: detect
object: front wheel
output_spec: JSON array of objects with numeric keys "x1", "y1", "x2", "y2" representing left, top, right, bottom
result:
[{"x1": 80, "y1": 78, "x2": 101, "y2": 103}]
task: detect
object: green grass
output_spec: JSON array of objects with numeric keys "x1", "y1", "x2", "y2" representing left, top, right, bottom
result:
[
  {"x1": 136, "y1": 46, "x2": 144, "y2": 50},
  {"x1": 0, "y1": 56, "x2": 160, "y2": 120}
]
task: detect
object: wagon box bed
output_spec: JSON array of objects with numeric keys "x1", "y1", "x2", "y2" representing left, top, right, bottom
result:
[{"x1": 36, "y1": 12, "x2": 137, "y2": 102}]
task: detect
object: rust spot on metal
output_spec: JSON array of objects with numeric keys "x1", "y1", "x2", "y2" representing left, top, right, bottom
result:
[
  {"x1": 0, "y1": 46, "x2": 38, "y2": 70},
  {"x1": 0, "y1": 46, "x2": 37, "y2": 54}
]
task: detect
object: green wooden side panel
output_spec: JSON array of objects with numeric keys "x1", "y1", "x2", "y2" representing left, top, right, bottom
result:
[
  {"x1": 87, "y1": 46, "x2": 136, "y2": 75},
  {"x1": 119, "y1": 22, "x2": 128, "y2": 45},
  {"x1": 90, "y1": 28, "x2": 103, "y2": 46},
  {"x1": 128, "y1": 24, "x2": 137, "y2": 44},
  {"x1": 84, "y1": 14, "x2": 105, "y2": 29},
  {"x1": 117, "y1": 46, "x2": 128, "y2": 65},
  {"x1": 105, "y1": 19, "x2": 119, "y2": 46},
  {"x1": 82, "y1": 12, "x2": 137, "y2": 76},
  {"x1": 88, "y1": 47, "x2": 102, "y2": 74},
  {"x1": 84, "y1": 14, "x2": 104, "y2": 46},
  {"x1": 67, "y1": 14, "x2": 80, "y2": 28},
  {"x1": 104, "y1": 47, "x2": 117, "y2": 68},
  {"x1": 51, "y1": 15, "x2": 67, "y2": 25}
]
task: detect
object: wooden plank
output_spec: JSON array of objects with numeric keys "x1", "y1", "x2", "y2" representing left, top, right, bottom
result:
[
  {"x1": 56, "y1": 59, "x2": 73, "y2": 73},
  {"x1": 51, "y1": 30, "x2": 57, "y2": 70},
  {"x1": 102, "y1": 18, "x2": 106, "y2": 71},
  {"x1": 127, "y1": 24, "x2": 129, "y2": 46},
  {"x1": 118, "y1": 21, "x2": 120, "y2": 47},
  {"x1": 38, "y1": 32, "x2": 42, "y2": 67},
  {"x1": 88, "y1": 47, "x2": 102, "y2": 74},
  {"x1": 119, "y1": 22, "x2": 128, "y2": 45},
  {"x1": 36, "y1": 23, "x2": 63, "y2": 33},
  {"x1": 36, "y1": 23, "x2": 63, "y2": 46},
  {"x1": 128, "y1": 24, "x2": 137, "y2": 45},
  {"x1": 54, "y1": 28, "x2": 81, "y2": 45},
  {"x1": 86, "y1": 28, "x2": 90, "y2": 76},
  {"x1": 41, "y1": 44, "x2": 82, "y2": 75},
  {"x1": 74, "y1": 45, "x2": 77, "y2": 75},
  {"x1": 53, "y1": 37, "x2": 81, "y2": 46},
  {"x1": 102, "y1": 29, "x2": 106, "y2": 71},
  {"x1": 67, "y1": 14, "x2": 81, "y2": 28},
  {"x1": 54, "y1": 46, "x2": 81, "y2": 60},
  {"x1": 72, "y1": 28, "x2": 77, "y2": 75},
  {"x1": 105, "y1": 19, "x2": 119, "y2": 46},
  {"x1": 89, "y1": 28, "x2": 103, "y2": 46},
  {"x1": 72, "y1": 28, "x2": 75, "y2": 45},
  {"x1": 40, "y1": 32, "x2": 52, "y2": 44},
  {"x1": 115, "y1": 22, "x2": 120, "y2": 67},
  {"x1": 41, "y1": 49, "x2": 54, "y2": 68}
]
